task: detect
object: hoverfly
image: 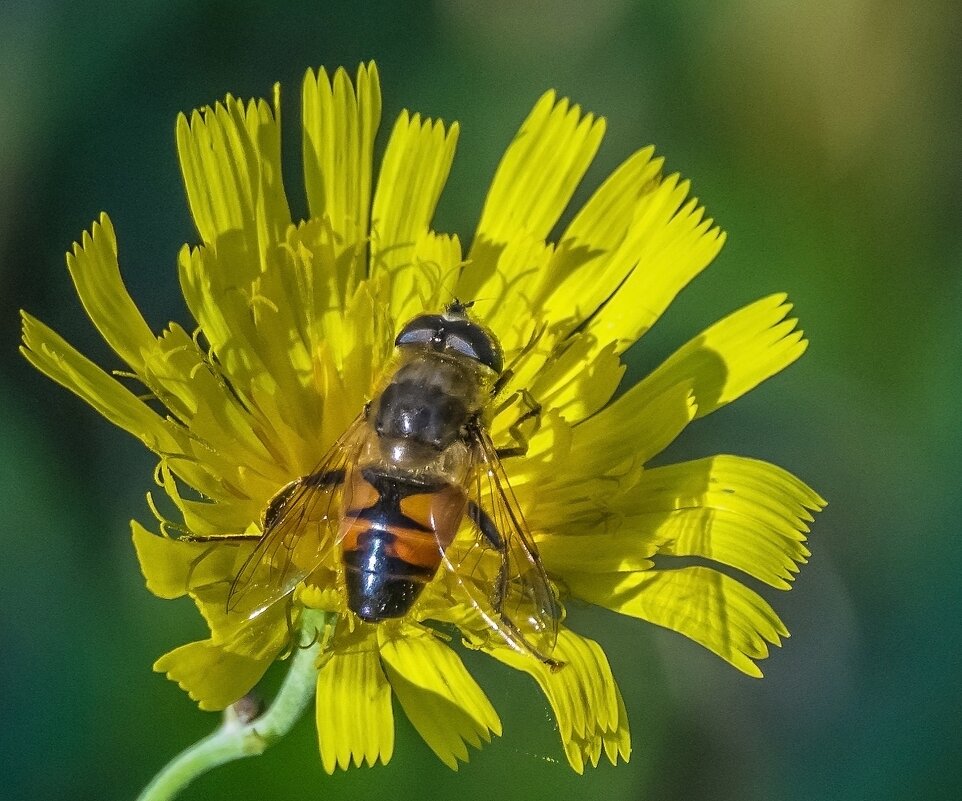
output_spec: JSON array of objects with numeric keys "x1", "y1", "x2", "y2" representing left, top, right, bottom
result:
[{"x1": 225, "y1": 301, "x2": 561, "y2": 666}]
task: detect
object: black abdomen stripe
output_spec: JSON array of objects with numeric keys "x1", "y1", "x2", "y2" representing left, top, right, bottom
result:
[{"x1": 343, "y1": 528, "x2": 435, "y2": 580}]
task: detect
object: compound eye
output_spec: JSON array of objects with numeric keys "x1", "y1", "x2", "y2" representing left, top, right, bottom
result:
[
  {"x1": 444, "y1": 323, "x2": 503, "y2": 374},
  {"x1": 446, "y1": 332, "x2": 482, "y2": 362},
  {"x1": 395, "y1": 312, "x2": 503, "y2": 373},
  {"x1": 395, "y1": 315, "x2": 443, "y2": 348}
]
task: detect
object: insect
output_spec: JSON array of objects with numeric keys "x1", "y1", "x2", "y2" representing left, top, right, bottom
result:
[{"x1": 225, "y1": 301, "x2": 561, "y2": 666}]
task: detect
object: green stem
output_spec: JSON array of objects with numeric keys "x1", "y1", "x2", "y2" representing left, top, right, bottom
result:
[{"x1": 137, "y1": 609, "x2": 328, "y2": 801}]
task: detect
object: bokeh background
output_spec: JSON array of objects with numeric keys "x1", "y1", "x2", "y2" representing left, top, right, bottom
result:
[{"x1": 2, "y1": 2, "x2": 959, "y2": 799}]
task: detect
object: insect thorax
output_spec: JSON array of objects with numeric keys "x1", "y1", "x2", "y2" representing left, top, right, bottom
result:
[{"x1": 370, "y1": 350, "x2": 488, "y2": 469}]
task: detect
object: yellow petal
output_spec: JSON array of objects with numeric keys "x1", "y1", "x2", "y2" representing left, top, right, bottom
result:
[
  {"x1": 176, "y1": 243, "x2": 276, "y2": 401},
  {"x1": 527, "y1": 338, "x2": 625, "y2": 424},
  {"x1": 488, "y1": 629, "x2": 629, "y2": 773},
  {"x1": 247, "y1": 87, "x2": 292, "y2": 246},
  {"x1": 34, "y1": 220, "x2": 272, "y2": 504},
  {"x1": 176, "y1": 92, "x2": 290, "y2": 252},
  {"x1": 632, "y1": 454, "x2": 824, "y2": 533},
  {"x1": 145, "y1": 524, "x2": 296, "y2": 663},
  {"x1": 499, "y1": 408, "x2": 572, "y2": 490},
  {"x1": 530, "y1": 382, "x2": 696, "y2": 524},
  {"x1": 473, "y1": 91, "x2": 605, "y2": 247},
  {"x1": 175, "y1": 95, "x2": 319, "y2": 451},
  {"x1": 538, "y1": 457, "x2": 821, "y2": 585},
  {"x1": 566, "y1": 566, "x2": 788, "y2": 677},
  {"x1": 650, "y1": 509, "x2": 808, "y2": 590},
  {"x1": 400, "y1": 229, "x2": 464, "y2": 325},
  {"x1": 525, "y1": 147, "x2": 663, "y2": 327},
  {"x1": 191, "y1": 583, "x2": 291, "y2": 661},
  {"x1": 370, "y1": 111, "x2": 459, "y2": 320},
  {"x1": 537, "y1": 531, "x2": 657, "y2": 575},
  {"x1": 571, "y1": 379, "x2": 696, "y2": 475},
  {"x1": 302, "y1": 62, "x2": 381, "y2": 295},
  {"x1": 631, "y1": 294, "x2": 807, "y2": 418},
  {"x1": 142, "y1": 325, "x2": 282, "y2": 493},
  {"x1": 177, "y1": 242, "x2": 321, "y2": 462},
  {"x1": 153, "y1": 463, "x2": 257, "y2": 539},
  {"x1": 379, "y1": 625, "x2": 501, "y2": 769},
  {"x1": 308, "y1": 279, "x2": 397, "y2": 460},
  {"x1": 545, "y1": 146, "x2": 663, "y2": 311},
  {"x1": 546, "y1": 456, "x2": 824, "y2": 594},
  {"x1": 65, "y1": 214, "x2": 155, "y2": 374},
  {"x1": 131, "y1": 520, "x2": 255, "y2": 599},
  {"x1": 154, "y1": 639, "x2": 271, "y2": 711},
  {"x1": 20, "y1": 313, "x2": 186, "y2": 456},
  {"x1": 457, "y1": 234, "x2": 555, "y2": 357},
  {"x1": 316, "y1": 625, "x2": 394, "y2": 773},
  {"x1": 580, "y1": 179, "x2": 725, "y2": 351},
  {"x1": 239, "y1": 244, "x2": 328, "y2": 431},
  {"x1": 625, "y1": 455, "x2": 823, "y2": 588},
  {"x1": 458, "y1": 92, "x2": 604, "y2": 345}
]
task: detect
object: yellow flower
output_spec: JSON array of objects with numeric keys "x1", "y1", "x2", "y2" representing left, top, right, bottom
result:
[{"x1": 21, "y1": 62, "x2": 824, "y2": 775}]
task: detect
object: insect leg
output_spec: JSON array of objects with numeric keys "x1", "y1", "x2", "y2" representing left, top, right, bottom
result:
[
  {"x1": 262, "y1": 468, "x2": 346, "y2": 531},
  {"x1": 467, "y1": 499, "x2": 510, "y2": 616},
  {"x1": 470, "y1": 499, "x2": 509, "y2": 609},
  {"x1": 303, "y1": 468, "x2": 347, "y2": 488},
  {"x1": 466, "y1": 500, "x2": 562, "y2": 671},
  {"x1": 491, "y1": 322, "x2": 547, "y2": 401},
  {"x1": 467, "y1": 499, "x2": 503, "y2": 549},
  {"x1": 491, "y1": 368, "x2": 514, "y2": 400},
  {"x1": 496, "y1": 389, "x2": 542, "y2": 460},
  {"x1": 184, "y1": 469, "x2": 347, "y2": 543}
]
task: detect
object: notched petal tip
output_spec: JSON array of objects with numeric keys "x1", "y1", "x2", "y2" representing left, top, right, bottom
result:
[
  {"x1": 486, "y1": 630, "x2": 628, "y2": 772},
  {"x1": 131, "y1": 520, "x2": 254, "y2": 600},
  {"x1": 379, "y1": 627, "x2": 501, "y2": 770},
  {"x1": 154, "y1": 639, "x2": 271, "y2": 712},
  {"x1": 625, "y1": 292, "x2": 814, "y2": 422},
  {"x1": 567, "y1": 565, "x2": 790, "y2": 677},
  {"x1": 473, "y1": 87, "x2": 605, "y2": 250},
  {"x1": 316, "y1": 630, "x2": 395, "y2": 773}
]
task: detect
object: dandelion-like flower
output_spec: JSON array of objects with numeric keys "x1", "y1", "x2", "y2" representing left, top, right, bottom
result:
[{"x1": 21, "y1": 62, "x2": 824, "y2": 777}]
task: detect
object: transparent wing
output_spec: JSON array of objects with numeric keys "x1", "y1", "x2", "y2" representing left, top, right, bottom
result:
[
  {"x1": 226, "y1": 416, "x2": 367, "y2": 622},
  {"x1": 441, "y1": 426, "x2": 561, "y2": 663}
]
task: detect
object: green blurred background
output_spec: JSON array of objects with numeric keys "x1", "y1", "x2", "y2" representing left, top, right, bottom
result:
[{"x1": 2, "y1": 1, "x2": 959, "y2": 799}]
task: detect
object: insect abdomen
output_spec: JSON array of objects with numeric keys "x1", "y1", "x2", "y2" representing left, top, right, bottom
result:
[{"x1": 340, "y1": 467, "x2": 467, "y2": 622}]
